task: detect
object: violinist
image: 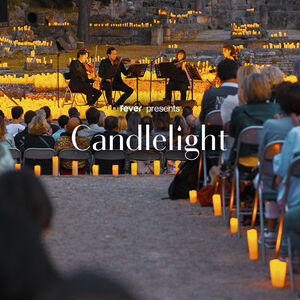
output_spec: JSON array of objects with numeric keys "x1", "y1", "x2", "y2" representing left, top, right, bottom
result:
[
  {"x1": 69, "y1": 49, "x2": 102, "y2": 108},
  {"x1": 165, "y1": 49, "x2": 190, "y2": 102},
  {"x1": 98, "y1": 47, "x2": 134, "y2": 107}
]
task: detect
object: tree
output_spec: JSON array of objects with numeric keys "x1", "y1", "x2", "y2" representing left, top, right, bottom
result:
[{"x1": 77, "y1": 0, "x2": 91, "y2": 43}]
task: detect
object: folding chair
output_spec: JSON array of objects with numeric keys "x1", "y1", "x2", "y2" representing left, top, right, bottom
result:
[
  {"x1": 93, "y1": 150, "x2": 127, "y2": 173},
  {"x1": 58, "y1": 148, "x2": 92, "y2": 174},
  {"x1": 202, "y1": 110, "x2": 223, "y2": 186},
  {"x1": 8, "y1": 148, "x2": 21, "y2": 163},
  {"x1": 250, "y1": 141, "x2": 284, "y2": 263},
  {"x1": 228, "y1": 126, "x2": 263, "y2": 238},
  {"x1": 275, "y1": 155, "x2": 300, "y2": 293},
  {"x1": 61, "y1": 72, "x2": 87, "y2": 108}
]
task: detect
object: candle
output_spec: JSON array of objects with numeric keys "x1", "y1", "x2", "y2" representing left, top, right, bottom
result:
[
  {"x1": 269, "y1": 259, "x2": 287, "y2": 288},
  {"x1": 34, "y1": 165, "x2": 41, "y2": 176},
  {"x1": 175, "y1": 160, "x2": 181, "y2": 173},
  {"x1": 72, "y1": 161, "x2": 78, "y2": 176},
  {"x1": 92, "y1": 165, "x2": 99, "y2": 176},
  {"x1": 154, "y1": 160, "x2": 160, "y2": 176},
  {"x1": 52, "y1": 156, "x2": 58, "y2": 176},
  {"x1": 247, "y1": 229, "x2": 258, "y2": 260},
  {"x1": 131, "y1": 163, "x2": 137, "y2": 176},
  {"x1": 189, "y1": 190, "x2": 198, "y2": 204},
  {"x1": 212, "y1": 194, "x2": 222, "y2": 216},
  {"x1": 15, "y1": 163, "x2": 21, "y2": 170},
  {"x1": 230, "y1": 218, "x2": 238, "y2": 233},
  {"x1": 112, "y1": 165, "x2": 119, "y2": 176}
]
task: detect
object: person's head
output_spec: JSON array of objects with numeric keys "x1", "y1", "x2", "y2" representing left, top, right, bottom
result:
[
  {"x1": 261, "y1": 66, "x2": 284, "y2": 89},
  {"x1": 40, "y1": 106, "x2": 52, "y2": 122},
  {"x1": 127, "y1": 112, "x2": 141, "y2": 135},
  {"x1": 117, "y1": 116, "x2": 127, "y2": 132},
  {"x1": 294, "y1": 58, "x2": 300, "y2": 82},
  {"x1": 24, "y1": 110, "x2": 37, "y2": 126},
  {"x1": 98, "y1": 111, "x2": 106, "y2": 127},
  {"x1": 0, "y1": 210, "x2": 58, "y2": 300},
  {"x1": 104, "y1": 116, "x2": 118, "y2": 131},
  {"x1": 39, "y1": 271, "x2": 136, "y2": 300},
  {"x1": 77, "y1": 49, "x2": 89, "y2": 63},
  {"x1": 222, "y1": 45, "x2": 239, "y2": 61},
  {"x1": 35, "y1": 109, "x2": 47, "y2": 118},
  {"x1": 182, "y1": 106, "x2": 193, "y2": 119},
  {"x1": 176, "y1": 49, "x2": 186, "y2": 61},
  {"x1": 57, "y1": 115, "x2": 69, "y2": 129},
  {"x1": 125, "y1": 112, "x2": 134, "y2": 122},
  {"x1": 11, "y1": 106, "x2": 24, "y2": 121},
  {"x1": 28, "y1": 115, "x2": 49, "y2": 135},
  {"x1": 276, "y1": 82, "x2": 300, "y2": 115},
  {"x1": 141, "y1": 116, "x2": 153, "y2": 134},
  {"x1": 153, "y1": 112, "x2": 171, "y2": 132},
  {"x1": 68, "y1": 107, "x2": 80, "y2": 118},
  {"x1": 0, "y1": 170, "x2": 53, "y2": 232},
  {"x1": 85, "y1": 107, "x2": 100, "y2": 125},
  {"x1": 66, "y1": 117, "x2": 81, "y2": 134},
  {"x1": 172, "y1": 115, "x2": 189, "y2": 137},
  {"x1": 237, "y1": 65, "x2": 261, "y2": 104},
  {"x1": 107, "y1": 47, "x2": 117, "y2": 61},
  {"x1": 242, "y1": 73, "x2": 271, "y2": 104},
  {"x1": 217, "y1": 59, "x2": 238, "y2": 82}
]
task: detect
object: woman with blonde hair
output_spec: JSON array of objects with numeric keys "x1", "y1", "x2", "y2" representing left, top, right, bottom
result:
[
  {"x1": 117, "y1": 116, "x2": 127, "y2": 133},
  {"x1": 261, "y1": 66, "x2": 284, "y2": 102},
  {"x1": 24, "y1": 115, "x2": 55, "y2": 175}
]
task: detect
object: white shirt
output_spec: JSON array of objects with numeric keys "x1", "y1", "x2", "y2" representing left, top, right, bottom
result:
[{"x1": 6, "y1": 124, "x2": 25, "y2": 137}]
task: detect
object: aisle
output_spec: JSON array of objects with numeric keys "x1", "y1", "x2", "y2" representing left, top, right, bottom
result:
[{"x1": 43, "y1": 175, "x2": 292, "y2": 300}]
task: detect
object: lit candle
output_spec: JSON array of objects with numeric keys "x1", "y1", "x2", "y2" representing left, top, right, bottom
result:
[
  {"x1": 212, "y1": 194, "x2": 222, "y2": 216},
  {"x1": 269, "y1": 259, "x2": 287, "y2": 288},
  {"x1": 92, "y1": 165, "x2": 99, "y2": 176},
  {"x1": 72, "y1": 161, "x2": 78, "y2": 176},
  {"x1": 131, "y1": 162, "x2": 137, "y2": 176},
  {"x1": 34, "y1": 165, "x2": 41, "y2": 176},
  {"x1": 154, "y1": 160, "x2": 160, "y2": 176},
  {"x1": 230, "y1": 218, "x2": 238, "y2": 233},
  {"x1": 52, "y1": 156, "x2": 58, "y2": 176},
  {"x1": 112, "y1": 165, "x2": 119, "y2": 176},
  {"x1": 189, "y1": 190, "x2": 198, "y2": 204},
  {"x1": 175, "y1": 160, "x2": 181, "y2": 173},
  {"x1": 15, "y1": 163, "x2": 21, "y2": 170},
  {"x1": 247, "y1": 229, "x2": 258, "y2": 260}
]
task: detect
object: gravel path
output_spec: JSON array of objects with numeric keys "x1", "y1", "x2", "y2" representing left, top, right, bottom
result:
[{"x1": 42, "y1": 175, "x2": 295, "y2": 300}]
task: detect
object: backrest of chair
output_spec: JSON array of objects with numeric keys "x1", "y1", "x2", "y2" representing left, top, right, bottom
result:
[
  {"x1": 204, "y1": 110, "x2": 223, "y2": 126},
  {"x1": 164, "y1": 150, "x2": 187, "y2": 161},
  {"x1": 24, "y1": 148, "x2": 57, "y2": 161},
  {"x1": 237, "y1": 126, "x2": 263, "y2": 146},
  {"x1": 127, "y1": 150, "x2": 162, "y2": 161},
  {"x1": 8, "y1": 148, "x2": 21, "y2": 162},
  {"x1": 93, "y1": 150, "x2": 126, "y2": 161},
  {"x1": 58, "y1": 148, "x2": 92, "y2": 161}
]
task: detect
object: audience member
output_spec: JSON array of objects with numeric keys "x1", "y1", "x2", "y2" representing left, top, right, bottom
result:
[
  {"x1": 52, "y1": 115, "x2": 69, "y2": 141},
  {"x1": 261, "y1": 66, "x2": 284, "y2": 102},
  {"x1": 68, "y1": 107, "x2": 80, "y2": 118},
  {"x1": 0, "y1": 113, "x2": 15, "y2": 148},
  {"x1": 40, "y1": 106, "x2": 60, "y2": 134},
  {"x1": 124, "y1": 112, "x2": 141, "y2": 136},
  {"x1": 6, "y1": 106, "x2": 25, "y2": 137},
  {"x1": 117, "y1": 116, "x2": 127, "y2": 133}
]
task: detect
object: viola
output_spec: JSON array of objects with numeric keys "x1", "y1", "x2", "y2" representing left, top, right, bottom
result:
[
  {"x1": 85, "y1": 62, "x2": 100, "y2": 90},
  {"x1": 112, "y1": 57, "x2": 132, "y2": 66}
]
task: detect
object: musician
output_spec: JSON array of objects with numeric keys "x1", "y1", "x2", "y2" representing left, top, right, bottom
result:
[
  {"x1": 69, "y1": 49, "x2": 102, "y2": 107},
  {"x1": 165, "y1": 49, "x2": 190, "y2": 102},
  {"x1": 98, "y1": 47, "x2": 134, "y2": 107}
]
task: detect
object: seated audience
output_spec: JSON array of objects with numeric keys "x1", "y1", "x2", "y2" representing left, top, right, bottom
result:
[
  {"x1": 15, "y1": 110, "x2": 36, "y2": 150},
  {"x1": 0, "y1": 112, "x2": 15, "y2": 148},
  {"x1": 78, "y1": 107, "x2": 104, "y2": 140},
  {"x1": 55, "y1": 118, "x2": 90, "y2": 175},
  {"x1": 40, "y1": 106, "x2": 59, "y2": 134},
  {"x1": 24, "y1": 115, "x2": 55, "y2": 175},
  {"x1": 52, "y1": 115, "x2": 69, "y2": 141},
  {"x1": 123, "y1": 112, "x2": 141, "y2": 136},
  {"x1": 117, "y1": 116, "x2": 127, "y2": 133},
  {"x1": 6, "y1": 106, "x2": 25, "y2": 137},
  {"x1": 261, "y1": 66, "x2": 284, "y2": 102},
  {"x1": 68, "y1": 107, "x2": 80, "y2": 119}
]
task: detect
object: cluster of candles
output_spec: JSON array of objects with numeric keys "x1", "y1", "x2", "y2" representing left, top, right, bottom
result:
[
  {"x1": 231, "y1": 23, "x2": 261, "y2": 36},
  {"x1": 0, "y1": 36, "x2": 53, "y2": 48},
  {"x1": 48, "y1": 22, "x2": 70, "y2": 26},
  {"x1": 270, "y1": 32, "x2": 287, "y2": 38},
  {"x1": 188, "y1": 191, "x2": 288, "y2": 288},
  {"x1": 263, "y1": 42, "x2": 300, "y2": 49},
  {"x1": 89, "y1": 23, "x2": 153, "y2": 28},
  {"x1": 0, "y1": 63, "x2": 8, "y2": 68},
  {"x1": 168, "y1": 44, "x2": 178, "y2": 48},
  {"x1": 244, "y1": 63, "x2": 271, "y2": 69},
  {"x1": 13, "y1": 25, "x2": 31, "y2": 31},
  {"x1": 246, "y1": 8, "x2": 255, "y2": 12}
]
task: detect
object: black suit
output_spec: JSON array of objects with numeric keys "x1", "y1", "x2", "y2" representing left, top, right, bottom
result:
[
  {"x1": 69, "y1": 60, "x2": 101, "y2": 106},
  {"x1": 98, "y1": 58, "x2": 133, "y2": 106}
]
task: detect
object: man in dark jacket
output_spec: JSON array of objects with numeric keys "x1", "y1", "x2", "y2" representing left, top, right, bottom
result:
[
  {"x1": 98, "y1": 47, "x2": 134, "y2": 107},
  {"x1": 199, "y1": 59, "x2": 239, "y2": 123},
  {"x1": 69, "y1": 49, "x2": 102, "y2": 107}
]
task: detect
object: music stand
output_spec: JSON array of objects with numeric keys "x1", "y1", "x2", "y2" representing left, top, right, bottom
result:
[
  {"x1": 126, "y1": 63, "x2": 148, "y2": 106},
  {"x1": 186, "y1": 64, "x2": 202, "y2": 101}
]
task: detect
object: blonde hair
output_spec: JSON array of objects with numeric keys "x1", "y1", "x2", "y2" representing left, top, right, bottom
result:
[
  {"x1": 261, "y1": 66, "x2": 283, "y2": 87},
  {"x1": 117, "y1": 116, "x2": 127, "y2": 132},
  {"x1": 242, "y1": 73, "x2": 271, "y2": 104},
  {"x1": 28, "y1": 115, "x2": 49, "y2": 135}
]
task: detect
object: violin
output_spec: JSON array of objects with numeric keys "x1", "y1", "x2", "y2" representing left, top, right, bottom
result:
[
  {"x1": 112, "y1": 57, "x2": 132, "y2": 66},
  {"x1": 85, "y1": 62, "x2": 101, "y2": 90}
]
